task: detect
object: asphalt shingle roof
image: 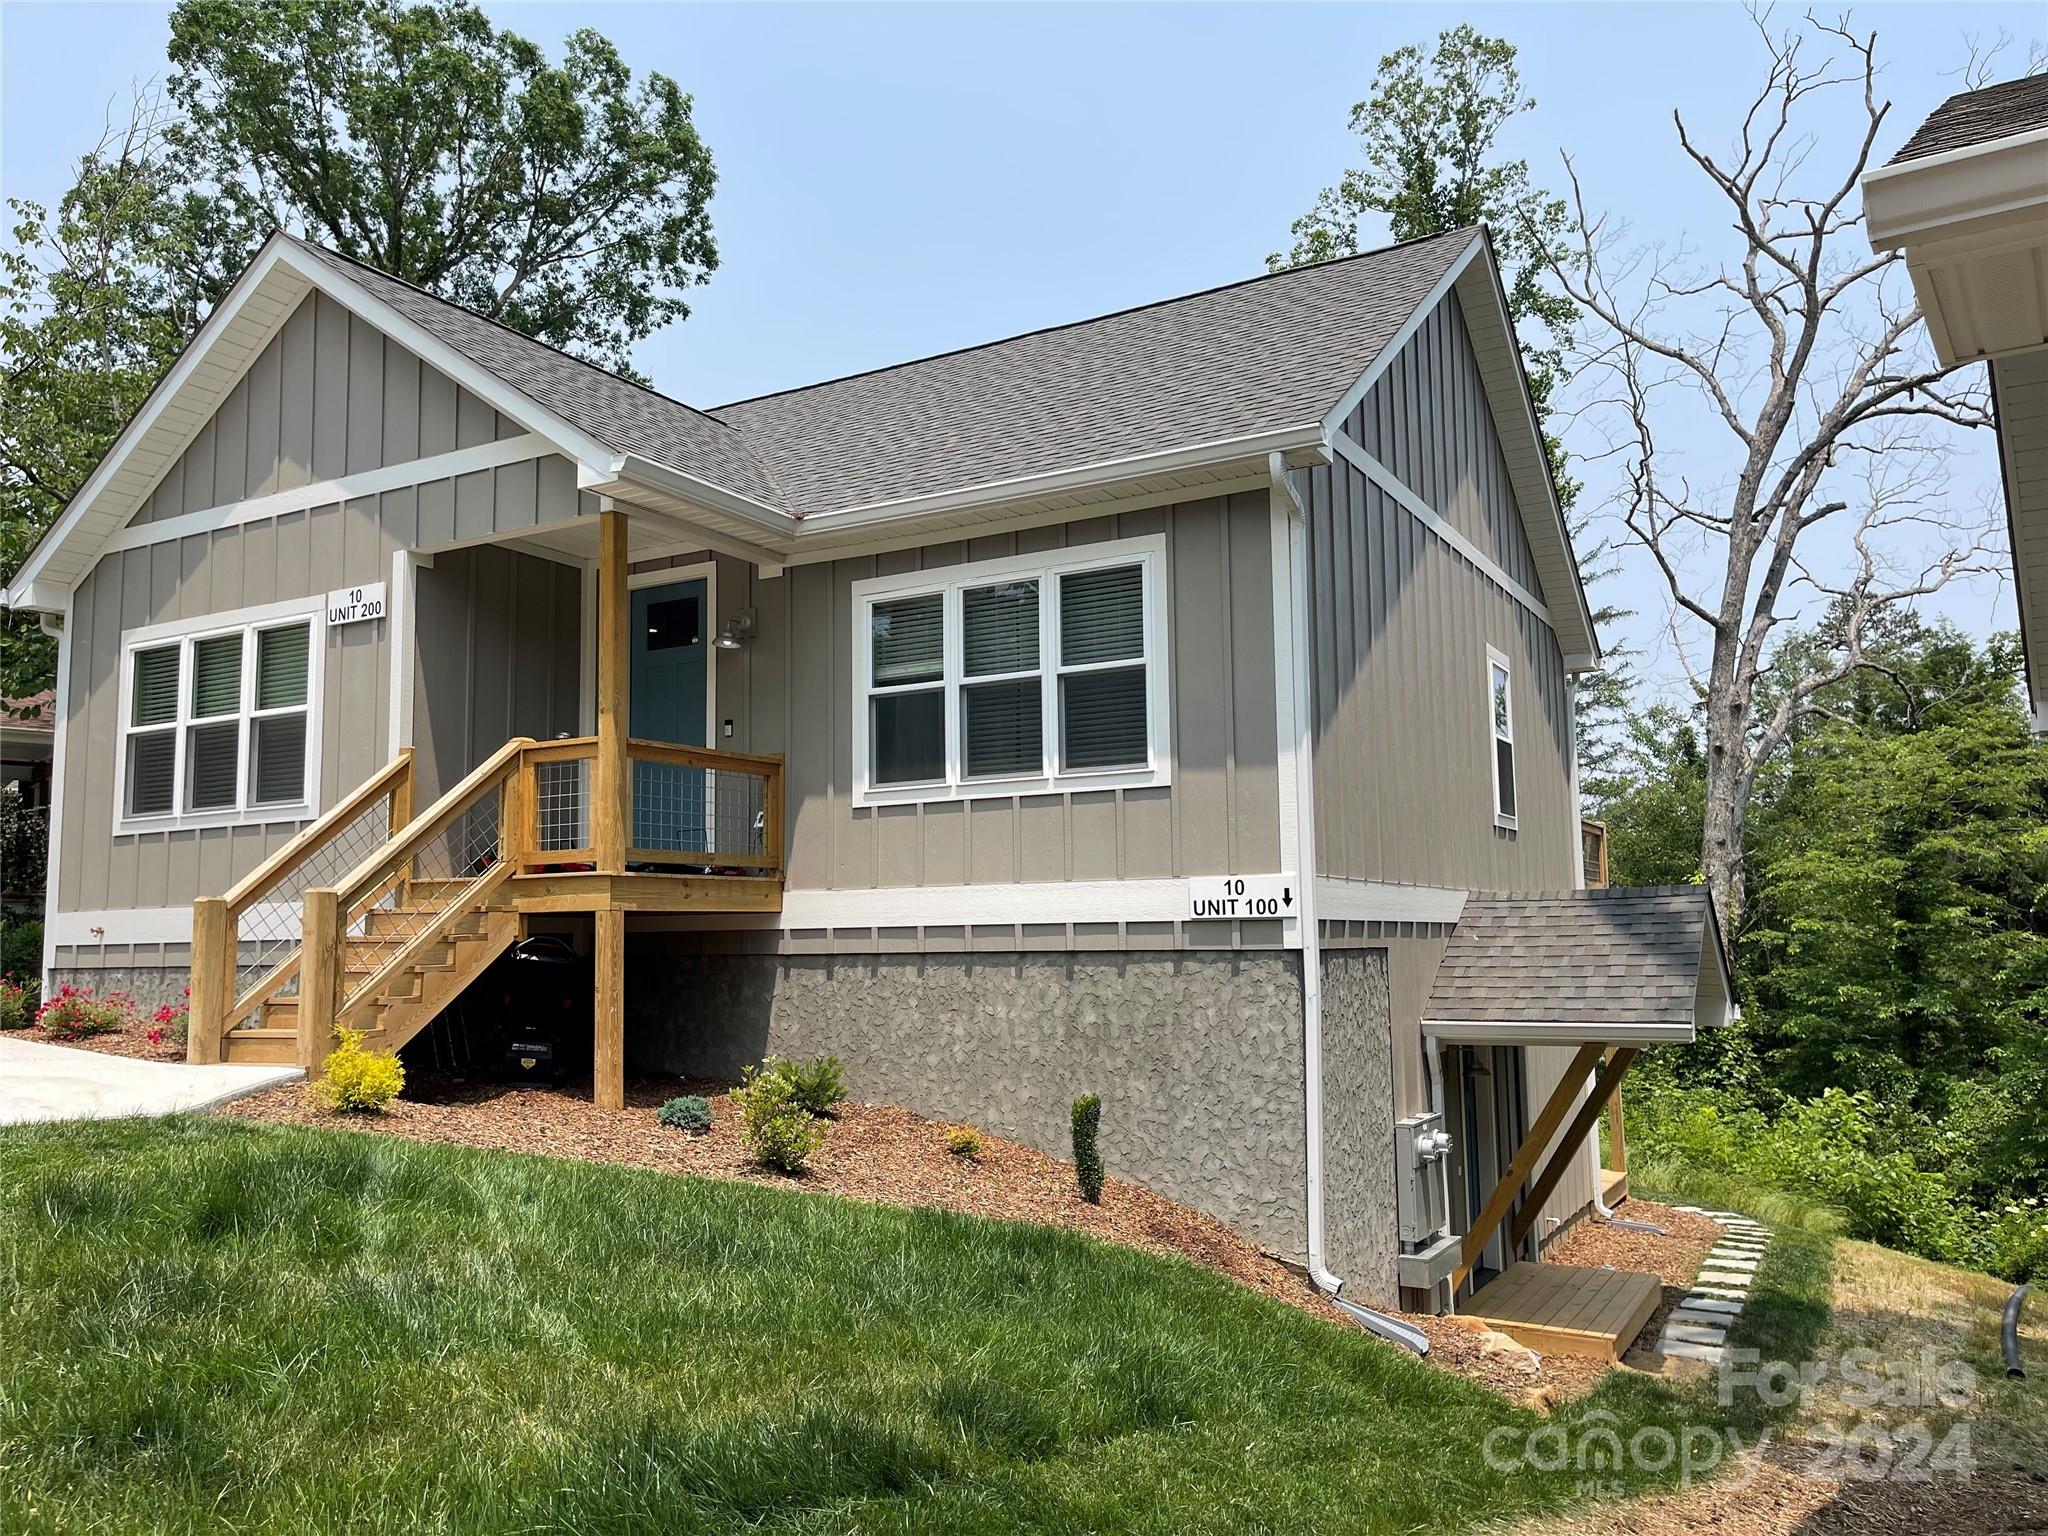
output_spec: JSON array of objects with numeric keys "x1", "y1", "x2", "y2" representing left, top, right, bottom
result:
[
  {"x1": 1888, "y1": 73, "x2": 2048, "y2": 165},
  {"x1": 296, "y1": 228, "x2": 1478, "y2": 519},
  {"x1": 1424, "y1": 886, "x2": 1719, "y2": 1031},
  {"x1": 715, "y1": 229, "x2": 1475, "y2": 516},
  {"x1": 289, "y1": 239, "x2": 783, "y2": 507}
]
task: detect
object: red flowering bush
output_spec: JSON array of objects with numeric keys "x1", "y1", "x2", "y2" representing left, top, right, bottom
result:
[
  {"x1": 0, "y1": 975, "x2": 35, "y2": 1032},
  {"x1": 35, "y1": 985, "x2": 134, "y2": 1040},
  {"x1": 152, "y1": 989, "x2": 191, "y2": 1048}
]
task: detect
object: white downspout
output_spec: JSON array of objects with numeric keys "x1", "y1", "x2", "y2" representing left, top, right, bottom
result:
[
  {"x1": 1270, "y1": 453, "x2": 1339, "y2": 1296},
  {"x1": 1567, "y1": 674, "x2": 1616, "y2": 1221},
  {"x1": 1424, "y1": 1030, "x2": 1456, "y2": 1315}
]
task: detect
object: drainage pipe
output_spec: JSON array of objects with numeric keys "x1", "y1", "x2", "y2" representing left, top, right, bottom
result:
[
  {"x1": 2005, "y1": 1284, "x2": 2031, "y2": 1380},
  {"x1": 1331, "y1": 1295, "x2": 1430, "y2": 1355}
]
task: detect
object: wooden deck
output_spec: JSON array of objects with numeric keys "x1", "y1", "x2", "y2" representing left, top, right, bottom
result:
[
  {"x1": 1600, "y1": 1166, "x2": 1629, "y2": 1205},
  {"x1": 1463, "y1": 1262, "x2": 1663, "y2": 1360}
]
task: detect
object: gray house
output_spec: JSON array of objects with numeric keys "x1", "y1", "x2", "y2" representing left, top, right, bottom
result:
[{"x1": 4, "y1": 225, "x2": 1730, "y2": 1316}]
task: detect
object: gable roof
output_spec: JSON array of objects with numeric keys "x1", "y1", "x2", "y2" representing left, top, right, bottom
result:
[
  {"x1": 714, "y1": 230, "x2": 1473, "y2": 517},
  {"x1": 1889, "y1": 73, "x2": 2048, "y2": 165},
  {"x1": 1422, "y1": 886, "x2": 1731, "y2": 1043},
  {"x1": 6, "y1": 225, "x2": 1594, "y2": 662}
]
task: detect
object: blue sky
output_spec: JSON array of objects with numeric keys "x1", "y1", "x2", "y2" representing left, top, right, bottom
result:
[{"x1": 3, "y1": 2, "x2": 2040, "y2": 695}]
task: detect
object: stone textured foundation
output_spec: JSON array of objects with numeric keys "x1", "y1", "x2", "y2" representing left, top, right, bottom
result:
[
  {"x1": 627, "y1": 943, "x2": 1315, "y2": 1262},
  {"x1": 1318, "y1": 948, "x2": 1399, "y2": 1304},
  {"x1": 46, "y1": 966, "x2": 189, "y2": 1011}
]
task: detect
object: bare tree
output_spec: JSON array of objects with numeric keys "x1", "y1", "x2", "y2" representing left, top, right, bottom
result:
[{"x1": 1549, "y1": 10, "x2": 1998, "y2": 933}]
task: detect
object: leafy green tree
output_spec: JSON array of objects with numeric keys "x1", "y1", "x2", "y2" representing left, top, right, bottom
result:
[
  {"x1": 0, "y1": 99, "x2": 212, "y2": 699},
  {"x1": 165, "y1": 0, "x2": 718, "y2": 373}
]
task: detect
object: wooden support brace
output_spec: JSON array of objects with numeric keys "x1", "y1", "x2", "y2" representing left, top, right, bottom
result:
[
  {"x1": 1607, "y1": 1069, "x2": 1628, "y2": 1174},
  {"x1": 594, "y1": 905, "x2": 625, "y2": 1111},
  {"x1": 1453, "y1": 1041, "x2": 1605, "y2": 1291},
  {"x1": 1511, "y1": 1047, "x2": 1640, "y2": 1248}
]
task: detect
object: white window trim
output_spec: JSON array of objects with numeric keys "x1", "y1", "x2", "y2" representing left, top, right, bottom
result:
[
  {"x1": 112, "y1": 594, "x2": 326, "y2": 836},
  {"x1": 850, "y1": 534, "x2": 1172, "y2": 807},
  {"x1": 1486, "y1": 643, "x2": 1518, "y2": 831}
]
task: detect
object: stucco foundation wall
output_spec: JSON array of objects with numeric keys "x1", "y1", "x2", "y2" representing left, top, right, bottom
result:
[
  {"x1": 1318, "y1": 948, "x2": 1398, "y2": 1305},
  {"x1": 626, "y1": 943, "x2": 1311, "y2": 1261},
  {"x1": 48, "y1": 966, "x2": 188, "y2": 1010}
]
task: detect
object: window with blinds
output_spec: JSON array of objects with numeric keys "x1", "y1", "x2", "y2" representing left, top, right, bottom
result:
[
  {"x1": 118, "y1": 607, "x2": 319, "y2": 829},
  {"x1": 853, "y1": 540, "x2": 1167, "y2": 802},
  {"x1": 1488, "y1": 650, "x2": 1518, "y2": 826}
]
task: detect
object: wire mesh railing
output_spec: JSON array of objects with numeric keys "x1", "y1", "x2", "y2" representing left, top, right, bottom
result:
[
  {"x1": 629, "y1": 755, "x2": 768, "y2": 865},
  {"x1": 233, "y1": 795, "x2": 392, "y2": 1000}
]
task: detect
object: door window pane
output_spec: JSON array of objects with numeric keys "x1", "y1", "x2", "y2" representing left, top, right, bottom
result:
[
  {"x1": 872, "y1": 690, "x2": 945, "y2": 785},
  {"x1": 872, "y1": 594, "x2": 943, "y2": 686},
  {"x1": 963, "y1": 679, "x2": 1042, "y2": 778},
  {"x1": 1060, "y1": 565, "x2": 1143, "y2": 666},
  {"x1": 1062, "y1": 667, "x2": 1147, "y2": 770},
  {"x1": 644, "y1": 596, "x2": 701, "y2": 653}
]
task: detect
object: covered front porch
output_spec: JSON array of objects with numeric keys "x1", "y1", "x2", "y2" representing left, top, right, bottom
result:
[{"x1": 186, "y1": 509, "x2": 783, "y2": 1109}]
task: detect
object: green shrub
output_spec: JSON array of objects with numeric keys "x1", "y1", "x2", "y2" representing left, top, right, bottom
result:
[
  {"x1": 734, "y1": 1063, "x2": 825, "y2": 1174},
  {"x1": 0, "y1": 975, "x2": 35, "y2": 1031},
  {"x1": 657, "y1": 1094, "x2": 713, "y2": 1135},
  {"x1": 947, "y1": 1125, "x2": 983, "y2": 1160},
  {"x1": 1987, "y1": 1200, "x2": 2048, "y2": 1283},
  {"x1": 313, "y1": 1028, "x2": 405, "y2": 1113},
  {"x1": 1071, "y1": 1094, "x2": 1103, "y2": 1204},
  {"x1": 768, "y1": 1054, "x2": 847, "y2": 1118},
  {"x1": 35, "y1": 984, "x2": 131, "y2": 1040},
  {"x1": 0, "y1": 918, "x2": 41, "y2": 981}
]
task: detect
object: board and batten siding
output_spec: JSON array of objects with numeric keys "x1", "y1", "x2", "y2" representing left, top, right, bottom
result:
[
  {"x1": 51, "y1": 452, "x2": 583, "y2": 957},
  {"x1": 128, "y1": 291, "x2": 521, "y2": 525},
  {"x1": 631, "y1": 492, "x2": 1284, "y2": 894}
]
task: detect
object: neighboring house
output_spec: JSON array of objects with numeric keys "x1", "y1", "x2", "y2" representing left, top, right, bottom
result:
[
  {"x1": 1, "y1": 692, "x2": 54, "y2": 913},
  {"x1": 1864, "y1": 71, "x2": 2048, "y2": 734},
  {"x1": 1, "y1": 225, "x2": 1731, "y2": 1311}
]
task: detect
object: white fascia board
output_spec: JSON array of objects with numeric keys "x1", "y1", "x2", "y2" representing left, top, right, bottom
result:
[
  {"x1": 613, "y1": 454, "x2": 797, "y2": 539},
  {"x1": 279, "y1": 246, "x2": 626, "y2": 482},
  {"x1": 1863, "y1": 127, "x2": 2048, "y2": 248},
  {"x1": 1420, "y1": 1019, "x2": 1699, "y2": 1046},
  {"x1": 5, "y1": 237, "x2": 308, "y2": 605},
  {"x1": 1315, "y1": 877, "x2": 1469, "y2": 926},
  {"x1": 794, "y1": 423, "x2": 1328, "y2": 533},
  {"x1": 1320, "y1": 231, "x2": 1485, "y2": 441}
]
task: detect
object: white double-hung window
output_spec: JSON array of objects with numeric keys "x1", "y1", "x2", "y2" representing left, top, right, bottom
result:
[
  {"x1": 854, "y1": 535, "x2": 1170, "y2": 804},
  {"x1": 115, "y1": 597, "x2": 324, "y2": 832},
  {"x1": 1486, "y1": 644, "x2": 1517, "y2": 828}
]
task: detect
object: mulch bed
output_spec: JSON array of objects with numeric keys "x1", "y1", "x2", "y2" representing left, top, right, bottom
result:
[
  {"x1": 20, "y1": 1021, "x2": 185, "y2": 1062},
  {"x1": 211, "y1": 1071, "x2": 1719, "y2": 1410}
]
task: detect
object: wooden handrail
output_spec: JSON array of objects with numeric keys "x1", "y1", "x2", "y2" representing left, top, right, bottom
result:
[
  {"x1": 335, "y1": 737, "x2": 532, "y2": 910},
  {"x1": 625, "y1": 738, "x2": 784, "y2": 774},
  {"x1": 222, "y1": 748, "x2": 413, "y2": 919},
  {"x1": 523, "y1": 737, "x2": 598, "y2": 765}
]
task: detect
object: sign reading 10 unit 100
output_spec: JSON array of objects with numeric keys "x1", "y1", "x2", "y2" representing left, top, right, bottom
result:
[
  {"x1": 326, "y1": 582, "x2": 387, "y2": 627},
  {"x1": 1187, "y1": 875, "x2": 1298, "y2": 920}
]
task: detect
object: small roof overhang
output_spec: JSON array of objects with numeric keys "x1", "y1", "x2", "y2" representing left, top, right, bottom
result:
[{"x1": 1421, "y1": 885, "x2": 1734, "y2": 1048}]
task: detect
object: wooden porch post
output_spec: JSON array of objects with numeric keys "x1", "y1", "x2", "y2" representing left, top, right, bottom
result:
[
  {"x1": 1453, "y1": 1041, "x2": 1605, "y2": 1290},
  {"x1": 186, "y1": 897, "x2": 232, "y2": 1063},
  {"x1": 593, "y1": 508, "x2": 629, "y2": 876},
  {"x1": 594, "y1": 906, "x2": 625, "y2": 1110},
  {"x1": 1511, "y1": 1047, "x2": 1640, "y2": 1247},
  {"x1": 1606, "y1": 1069, "x2": 1628, "y2": 1174},
  {"x1": 298, "y1": 888, "x2": 341, "y2": 1075}
]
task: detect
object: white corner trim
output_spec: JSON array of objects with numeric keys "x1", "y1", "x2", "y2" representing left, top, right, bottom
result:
[
  {"x1": 388, "y1": 548, "x2": 418, "y2": 754},
  {"x1": 1320, "y1": 232, "x2": 1485, "y2": 440},
  {"x1": 1333, "y1": 433, "x2": 1555, "y2": 625},
  {"x1": 39, "y1": 598, "x2": 74, "y2": 985},
  {"x1": 1314, "y1": 878, "x2": 1469, "y2": 926},
  {"x1": 98, "y1": 435, "x2": 555, "y2": 561}
]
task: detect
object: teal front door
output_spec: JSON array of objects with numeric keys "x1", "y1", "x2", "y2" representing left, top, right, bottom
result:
[{"x1": 629, "y1": 578, "x2": 709, "y2": 854}]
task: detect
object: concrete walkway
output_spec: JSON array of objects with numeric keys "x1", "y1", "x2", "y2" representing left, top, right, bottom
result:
[{"x1": 0, "y1": 1036, "x2": 300, "y2": 1125}]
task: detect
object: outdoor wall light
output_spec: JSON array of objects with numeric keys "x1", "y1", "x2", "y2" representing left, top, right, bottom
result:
[{"x1": 713, "y1": 609, "x2": 758, "y2": 650}]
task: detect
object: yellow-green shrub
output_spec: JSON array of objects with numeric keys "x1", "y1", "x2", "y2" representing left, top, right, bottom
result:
[{"x1": 313, "y1": 1028, "x2": 405, "y2": 1112}]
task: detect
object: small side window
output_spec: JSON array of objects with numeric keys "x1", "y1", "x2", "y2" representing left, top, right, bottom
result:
[{"x1": 1488, "y1": 647, "x2": 1517, "y2": 827}]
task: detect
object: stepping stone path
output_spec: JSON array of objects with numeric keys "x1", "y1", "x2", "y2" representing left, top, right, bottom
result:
[{"x1": 1653, "y1": 1209, "x2": 1771, "y2": 1364}]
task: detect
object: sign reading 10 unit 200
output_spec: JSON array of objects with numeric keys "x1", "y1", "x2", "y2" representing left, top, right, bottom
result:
[
  {"x1": 1187, "y1": 875, "x2": 1299, "y2": 920},
  {"x1": 326, "y1": 582, "x2": 387, "y2": 627}
]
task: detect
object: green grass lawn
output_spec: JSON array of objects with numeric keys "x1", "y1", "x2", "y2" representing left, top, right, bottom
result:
[{"x1": 1, "y1": 1119, "x2": 1823, "y2": 1535}]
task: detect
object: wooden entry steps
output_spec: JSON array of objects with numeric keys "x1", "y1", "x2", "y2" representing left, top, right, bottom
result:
[{"x1": 1461, "y1": 1261, "x2": 1663, "y2": 1361}]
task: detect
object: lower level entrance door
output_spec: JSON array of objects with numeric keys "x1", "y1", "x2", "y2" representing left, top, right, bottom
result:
[{"x1": 628, "y1": 578, "x2": 709, "y2": 856}]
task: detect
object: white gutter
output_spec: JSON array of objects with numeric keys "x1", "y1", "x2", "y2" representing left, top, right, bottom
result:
[{"x1": 1270, "y1": 450, "x2": 1339, "y2": 1296}]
